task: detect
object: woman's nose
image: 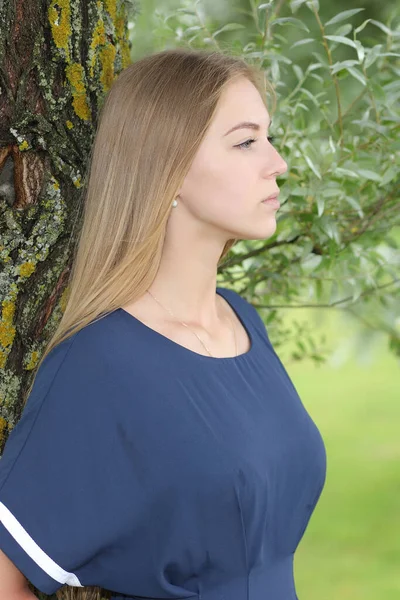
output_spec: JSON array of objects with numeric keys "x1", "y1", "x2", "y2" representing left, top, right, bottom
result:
[{"x1": 266, "y1": 148, "x2": 288, "y2": 178}]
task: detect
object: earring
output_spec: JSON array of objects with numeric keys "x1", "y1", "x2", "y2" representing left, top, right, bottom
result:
[{"x1": 172, "y1": 199, "x2": 178, "y2": 207}]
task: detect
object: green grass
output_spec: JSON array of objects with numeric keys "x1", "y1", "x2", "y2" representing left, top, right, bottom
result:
[{"x1": 277, "y1": 310, "x2": 400, "y2": 599}]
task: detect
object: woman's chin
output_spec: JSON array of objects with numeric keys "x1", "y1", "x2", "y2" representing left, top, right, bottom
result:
[{"x1": 235, "y1": 218, "x2": 278, "y2": 241}]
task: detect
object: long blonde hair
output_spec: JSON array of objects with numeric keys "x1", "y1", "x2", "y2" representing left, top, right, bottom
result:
[{"x1": 26, "y1": 48, "x2": 275, "y2": 598}]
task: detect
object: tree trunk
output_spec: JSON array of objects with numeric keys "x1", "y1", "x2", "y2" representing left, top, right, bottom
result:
[{"x1": 0, "y1": 1, "x2": 137, "y2": 598}]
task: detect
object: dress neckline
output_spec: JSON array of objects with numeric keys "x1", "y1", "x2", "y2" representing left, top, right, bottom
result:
[{"x1": 117, "y1": 286, "x2": 256, "y2": 362}]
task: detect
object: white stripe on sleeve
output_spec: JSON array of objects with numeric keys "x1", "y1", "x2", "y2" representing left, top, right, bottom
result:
[{"x1": 0, "y1": 501, "x2": 83, "y2": 587}]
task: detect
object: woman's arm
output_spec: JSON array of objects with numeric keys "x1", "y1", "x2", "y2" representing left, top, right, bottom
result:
[{"x1": 0, "y1": 548, "x2": 37, "y2": 599}]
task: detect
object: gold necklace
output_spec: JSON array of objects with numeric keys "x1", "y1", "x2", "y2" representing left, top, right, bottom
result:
[{"x1": 146, "y1": 289, "x2": 237, "y2": 357}]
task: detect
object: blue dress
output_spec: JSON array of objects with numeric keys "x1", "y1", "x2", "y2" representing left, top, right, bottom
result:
[{"x1": 0, "y1": 286, "x2": 326, "y2": 599}]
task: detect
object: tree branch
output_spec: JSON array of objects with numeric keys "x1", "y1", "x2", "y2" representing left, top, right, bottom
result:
[
  {"x1": 251, "y1": 278, "x2": 399, "y2": 310},
  {"x1": 218, "y1": 234, "x2": 302, "y2": 271}
]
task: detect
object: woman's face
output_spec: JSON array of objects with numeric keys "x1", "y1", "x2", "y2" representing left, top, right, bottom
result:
[{"x1": 177, "y1": 76, "x2": 288, "y2": 242}]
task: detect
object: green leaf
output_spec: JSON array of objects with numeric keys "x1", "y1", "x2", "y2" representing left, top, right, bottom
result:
[
  {"x1": 310, "y1": 73, "x2": 324, "y2": 83},
  {"x1": 351, "y1": 119, "x2": 388, "y2": 136},
  {"x1": 311, "y1": 51, "x2": 330, "y2": 67},
  {"x1": 354, "y1": 41, "x2": 365, "y2": 63},
  {"x1": 317, "y1": 195, "x2": 325, "y2": 217},
  {"x1": 290, "y1": 0, "x2": 309, "y2": 13},
  {"x1": 212, "y1": 23, "x2": 246, "y2": 37},
  {"x1": 306, "y1": 0, "x2": 319, "y2": 12},
  {"x1": 349, "y1": 278, "x2": 363, "y2": 302},
  {"x1": 335, "y1": 167, "x2": 360, "y2": 179},
  {"x1": 358, "y1": 169, "x2": 382, "y2": 182},
  {"x1": 302, "y1": 253, "x2": 323, "y2": 272},
  {"x1": 295, "y1": 102, "x2": 309, "y2": 113},
  {"x1": 296, "y1": 340, "x2": 307, "y2": 354},
  {"x1": 383, "y1": 236, "x2": 400, "y2": 250},
  {"x1": 328, "y1": 137, "x2": 336, "y2": 154},
  {"x1": 364, "y1": 44, "x2": 383, "y2": 69},
  {"x1": 389, "y1": 336, "x2": 400, "y2": 359},
  {"x1": 300, "y1": 87, "x2": 320, "y2": 107},
  {"x1": 367, "y1": 81, "x2": 385, "y2": 101},
  {"x1": 291, "y1": 187, "x2": 309, "y2": 196},
  {"x1": 322, "y1": 220, "x2": 340, "y2": 243},
  {"x1": 300, "y1": 240, "x2": 315, "y2": 258},
  {"x1": 273, "y1": 32, "x2": 290, "y2": 44},
  {"x1": 336, "y1": 69, "x2": 350, "y2": 80},
  {"x1": 369, "y1": 19, "x2": 392, "y2": 36},
  {"x1": 324, "y1": 35, "x2": 358, "y2": 49},
  {"x1": 343, "y1": 196, "x2": 364, "y2": 218},
  {"x1": 307, "y1": 63, "x2": 324, "y2": 72},
  {"x1": 355, "y1": 18, "x2": 372, "y2": 35},
  {"x1": 325, "y1": 8, "x2": 365, "y2": 27},
  {"x1": 293, "y1": 65, "x2": 304, "y2": 80},
  {"x1": 182, "y1": 26, "x2": 202, "y2": 35},
  {"x1": 334, "y1": 24, "x2": 352, "y2": 38},
  {"x1": 347, "y1": 66, "x2": 367, "y2": 86},
  {"x1": 290, "y1": 38, "x2": 315, "y2": 49},
  {"x1": 272, "y1": 17, "x2": 310, "y2": 32},
  {"x1": 330, "y1": 59, "x2": 359, "y2": 75},
  {"x1": 271, "y1": 59, "x2": 280, "y2": 81},
  {"x1": 380, "y1": 166, "x2": 397, "y2": 186},
  {"x1": 304, "y1": 154, "x2": 322, "y2": 179},
  {"x1": 322, "y1": 187, "x2": 341, "y2": 198}
]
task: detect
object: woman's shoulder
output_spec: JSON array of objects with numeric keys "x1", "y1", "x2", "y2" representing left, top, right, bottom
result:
[
  {"x1": 33, "y1": 310, "x2": 143, "y2": 406},
  {"x1": 217, "y1": 286, "x2": 269, "y2": 338}
]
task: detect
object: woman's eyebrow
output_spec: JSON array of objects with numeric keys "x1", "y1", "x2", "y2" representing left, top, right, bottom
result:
[{"x1": 223, "y1": 119, "x2": 272, "y2": 136}]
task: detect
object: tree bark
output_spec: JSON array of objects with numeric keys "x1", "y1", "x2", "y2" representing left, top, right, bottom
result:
[{"x1": 0, "y1": 1, "x2": 137, "y2": 598}]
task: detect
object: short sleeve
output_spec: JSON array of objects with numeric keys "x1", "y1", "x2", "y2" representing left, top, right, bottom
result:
[{"x1": 0, "y1": 329, "x2": 142, "y2": 596}]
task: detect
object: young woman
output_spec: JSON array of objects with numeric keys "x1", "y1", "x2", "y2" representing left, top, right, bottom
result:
[{"x1": 0, "y1": 48, "x2": 326, "y2": 600}]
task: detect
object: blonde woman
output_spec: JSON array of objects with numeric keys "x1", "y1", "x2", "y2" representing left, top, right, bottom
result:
[{"x1": 0, "y1": 49, "x2": 326, "y2": 600}]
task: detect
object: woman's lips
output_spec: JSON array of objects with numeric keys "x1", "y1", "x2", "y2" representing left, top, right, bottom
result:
[{"x1": 262, "y1": 196, "x2": 280, "y2": 209}]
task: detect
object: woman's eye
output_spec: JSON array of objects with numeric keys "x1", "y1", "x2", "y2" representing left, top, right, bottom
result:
[{"x1": 236, "y1": 135, "x2": 276, "y2": 150}]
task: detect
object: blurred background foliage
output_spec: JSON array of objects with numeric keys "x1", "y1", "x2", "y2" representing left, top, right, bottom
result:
[
  {"x1": 129, "y1": 0, "x2": 400, "y2": 369},
  {"x1": 125, "y1": 2, "x2": 399, "y2": 599}
]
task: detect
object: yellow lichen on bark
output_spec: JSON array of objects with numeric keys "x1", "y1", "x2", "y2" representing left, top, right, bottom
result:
[
  {"x1": 92, "y1": 2, "x2": 132, "y2": 80},
  {"x1": 48, "y1": 0, "x2": 72, "y2": 61},
  {"x1": 1, "y1": 300, "x2": 15, "y2": 324},
  {"x1": 65, "y1": 63, "x2": 92, "y2": 121},
  {"x1": 60, "y1": 286, "x2": 70, "y2": 314},
  {"x1": 0, "y1": 300, "x2": 16, "y2": 352},
  {"x1": 18, "y1": 140, "x2": 30, "y2": 151},
  {"x1": 92, "y1": 18, "x2": 107, "y2": 49},
  {"x1": 120, "y1": 39, "x2": 131, "y2": 69},
  {"x1": 25, "y1": 350, "x2": 41, "y2": 371},
  {"x1": 0, "y1": 351, "x2": 7, "y2": 369},
  {"x1": 90, "y1": 17, "x2": 107, "y2": 78},
  {"x1": 115, "y1": 12, "x2": 125, "y2": 37},
  {"x1": 99, "y1": 44, "x2": 117, "y2": 90},
  {"x1": 0, "y1": 417, "x2": 8, "y2": 447},
  {"x1": 19, "y1": 262, "x2": 36, "y2": 278},
  {"x1": 104, "y1": 0, "x2": 117, "y2": 22},
  {"x1": 115, "y1": 5, "x2": 131, "y2": 69}
]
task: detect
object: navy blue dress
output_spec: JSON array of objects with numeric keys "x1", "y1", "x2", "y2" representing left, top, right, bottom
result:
[{"x1": 0, "y1": 286, "x2": 326, "y2": 599}]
